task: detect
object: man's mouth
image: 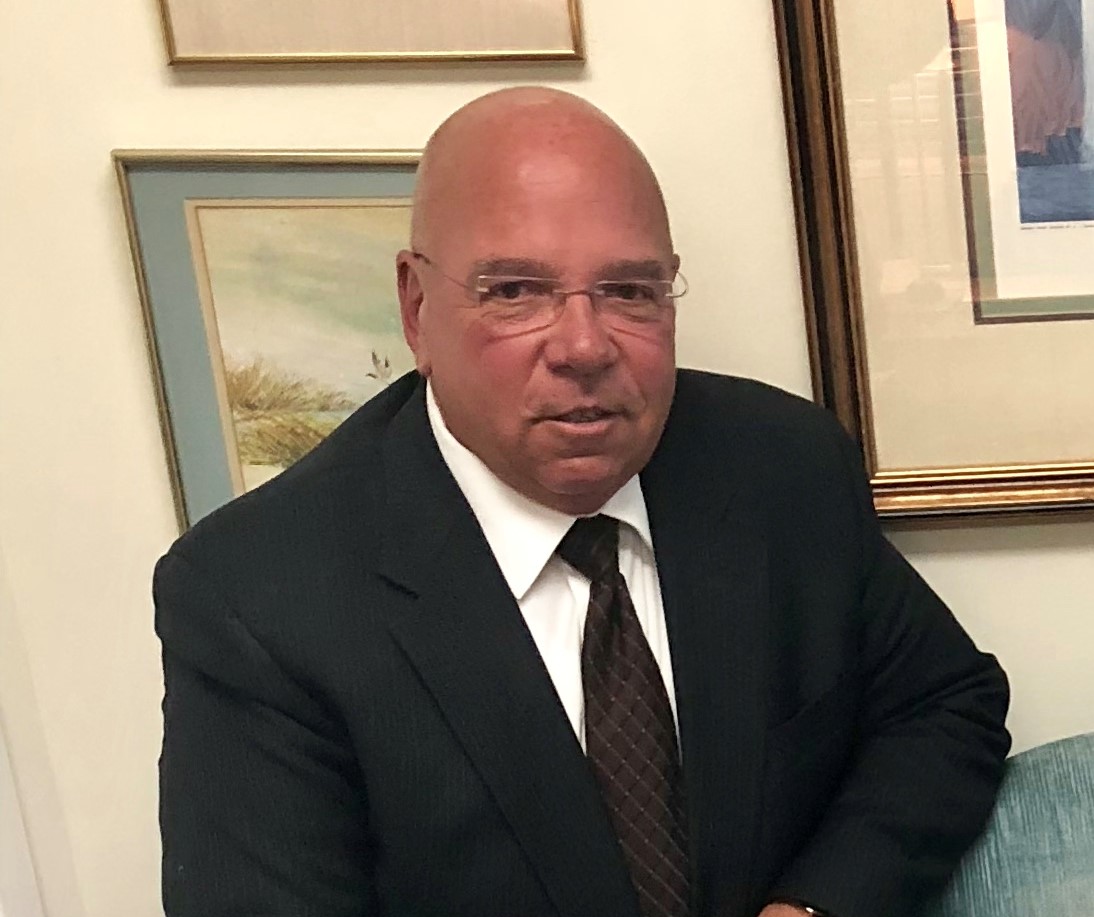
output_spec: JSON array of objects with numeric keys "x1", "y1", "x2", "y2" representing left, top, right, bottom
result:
[{"x1": 551, "y1": 407, "x2": 616, "y2": 423}]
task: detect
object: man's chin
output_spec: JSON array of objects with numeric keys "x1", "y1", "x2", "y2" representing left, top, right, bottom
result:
[{"x1": 535, "y1": 459, "x2": 629, "y2": 515}]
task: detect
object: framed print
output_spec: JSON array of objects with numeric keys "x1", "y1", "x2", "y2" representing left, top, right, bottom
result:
[
  {"x1": 773, "y1": 0, "x2": 1094, "y2": 517},
  {"x1": 156, "y1": 0, "x2": 584, "y2": 64},
  {"x1": 114, "y1": 150, "x2": 418, "y2": 530},
  {"x1": 957, "y1": 0, "x2": 1094, "y2": 322}
]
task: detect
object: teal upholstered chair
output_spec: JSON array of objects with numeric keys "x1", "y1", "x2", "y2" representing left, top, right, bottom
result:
[{"x1": 923, "y1": 732, "x2": 1094, "y2": 916}]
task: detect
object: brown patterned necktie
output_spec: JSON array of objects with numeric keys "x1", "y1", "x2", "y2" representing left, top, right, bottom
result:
[{"x1": 557, "y1": 514, "x2": 690, "y2": 917}]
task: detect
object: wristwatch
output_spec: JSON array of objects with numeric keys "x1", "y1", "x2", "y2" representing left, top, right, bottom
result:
[{"x1": 770, "y1": 899, "x2": 832, "y2": 916}]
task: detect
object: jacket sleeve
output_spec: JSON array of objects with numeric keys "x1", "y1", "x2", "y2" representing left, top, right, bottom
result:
[
  {"x1": 765, "y1": 425, "x2": 1011, "y2": 917},
  {"x1": 155, "y1": 549, "x2": 377, "y2": 917}
]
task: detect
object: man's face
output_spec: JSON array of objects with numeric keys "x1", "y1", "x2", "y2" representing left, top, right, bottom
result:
[{"x1": 399, "y1": 131, "x2": 677, "y2": 515}]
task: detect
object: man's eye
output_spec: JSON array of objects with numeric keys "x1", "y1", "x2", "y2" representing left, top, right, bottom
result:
[
  {"x1": 484, "y1": 279, "x2": 553, "y2": 301},
  {"x1": 600, "y1": 282, "x2": 658, "y2": 302}
]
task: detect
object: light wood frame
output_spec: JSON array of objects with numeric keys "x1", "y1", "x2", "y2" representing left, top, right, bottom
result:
[{"x1": 156, "y1": 0, "x2": 585, "y2": 64}]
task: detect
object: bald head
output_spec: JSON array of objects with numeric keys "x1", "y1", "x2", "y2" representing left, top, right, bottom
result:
[{"x1": 410, "y1": 88, "x2": 672, "y2": 255}]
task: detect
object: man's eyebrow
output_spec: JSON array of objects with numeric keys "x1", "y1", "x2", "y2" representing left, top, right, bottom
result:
[
  {"x1": 472, "y1": 258, "x2": 559, "y2": 278},
  {"x1": 597, "y1": 260, "x2": 670, "y2": 280},
  {"x1": 470, "y1": 258, "x2": 671, "y2": 281}
]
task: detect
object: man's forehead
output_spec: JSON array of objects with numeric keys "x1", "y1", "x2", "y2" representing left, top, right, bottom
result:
[
  {"x1": 439, "y1": 126, "x2": 635, "y2": 192},
  {"x1": 438, "y1": 133, "x2": 664, "y2": 213}
]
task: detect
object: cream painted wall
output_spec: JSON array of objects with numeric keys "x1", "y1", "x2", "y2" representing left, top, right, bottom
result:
[{"x1": 0, "y1": 0, "x2": 1091, "y2": 914}]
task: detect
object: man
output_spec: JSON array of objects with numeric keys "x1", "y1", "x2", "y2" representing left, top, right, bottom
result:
[{"x1": 155, "y1": 88, "x2": 1010, "y2": 917}]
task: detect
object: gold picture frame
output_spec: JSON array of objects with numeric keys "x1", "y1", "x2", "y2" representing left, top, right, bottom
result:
[
  {"x1": 156, "y1": 0, "x2": 585, "y2": 64},
  {"x1": 114, "y1": 149, "x2": 419, "y2": 530},
  {"x1": 773, "y1": 0, "x2": 1094, "y2": 519}
]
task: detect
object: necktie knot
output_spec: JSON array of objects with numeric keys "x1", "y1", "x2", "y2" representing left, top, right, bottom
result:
[{"x1": 557, "y1": 514, "x2": 619, "y2": 583}]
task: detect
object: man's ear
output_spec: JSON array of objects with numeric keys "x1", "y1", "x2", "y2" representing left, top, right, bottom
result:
[{"x1": 396, "y1": 251, "x2": 430, "y2": 376}]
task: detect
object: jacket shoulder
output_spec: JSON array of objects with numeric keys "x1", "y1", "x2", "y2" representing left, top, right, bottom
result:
[
  {"x1": 658, "y1": 369, "x2": 869, "y2": 515},
  {"x1": 671, "y1": 369, "x2": 847, "y2": 442},
  {"x1": 165, "y1": 372, "x2": 422, "y2": 573}
]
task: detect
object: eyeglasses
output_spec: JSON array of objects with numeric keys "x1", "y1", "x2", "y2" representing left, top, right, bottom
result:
[{"x1": 409, "y1": 251, "x2": 687, "y2": 334}]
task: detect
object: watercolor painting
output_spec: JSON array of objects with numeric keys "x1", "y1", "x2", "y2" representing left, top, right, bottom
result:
[{"x1": 186, "y1": 199, "x2": 414, "y2": 492}]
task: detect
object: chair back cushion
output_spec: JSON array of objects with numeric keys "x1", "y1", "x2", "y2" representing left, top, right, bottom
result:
[{"x1": 925, "y1": 731, "x2": 1094, "y2": 916}]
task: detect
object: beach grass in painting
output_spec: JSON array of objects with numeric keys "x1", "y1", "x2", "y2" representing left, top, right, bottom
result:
[
  {"x1": 226, "y1": 355, "x2": 353, "y2": 471},
  {"x1": 187, "y1": 199, "x2": 414, "y2": 491}
]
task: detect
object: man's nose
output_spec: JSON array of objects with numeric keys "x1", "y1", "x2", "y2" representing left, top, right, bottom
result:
[{"x1": 543, "y1": 293, "x2": 617, "y2": 374}]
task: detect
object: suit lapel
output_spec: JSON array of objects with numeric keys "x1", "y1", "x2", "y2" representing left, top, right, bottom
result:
[
  {"x1": 642, "y1": 403, "x2": 772, "y2": 917},
  {"x1": 375, "y1": 383, "x2": 639, "y2": 917}
]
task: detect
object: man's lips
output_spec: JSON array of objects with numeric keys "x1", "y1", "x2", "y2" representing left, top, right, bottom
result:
[
  {"x1": 549, "y1": 407, "x2": 618, "y2": 423},
  {"x1": 534, "y1": 400, "x2": 631, "y2": 423},
  {"x1": 532, "y1": 407, "x2": 627, "y2": 449}
]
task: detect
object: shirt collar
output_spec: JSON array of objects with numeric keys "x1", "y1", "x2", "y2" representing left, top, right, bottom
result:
[{"x1": 425, "y1": 381, "x2": 653, "y2": 600}]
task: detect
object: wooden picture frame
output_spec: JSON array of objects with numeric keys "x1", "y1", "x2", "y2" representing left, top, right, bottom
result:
[
  {"x1": 114, "y1": 150, "x2": 419, "y2": 530},
  {"x1": 156, "y1": 0, "x2": 585, "y2": 64},
  {"x1": 773, "y1": 0, "x2": 1094, "y2": 518}
]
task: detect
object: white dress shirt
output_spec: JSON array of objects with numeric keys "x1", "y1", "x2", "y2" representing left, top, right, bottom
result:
[{"x1": 425, "y1": 383, "x2": 679, "y2": 750}]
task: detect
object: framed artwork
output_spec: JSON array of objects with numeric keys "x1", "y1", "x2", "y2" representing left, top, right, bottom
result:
[
  {"x1": 114, "y1": 150, "x2": 418, "y2": 530},
  {"x1": 156, "y1": 0, "x2": 584, "y2": 64},
  {"x1": 773, "y1": 0, "x2": 1094, "y2": 517}
]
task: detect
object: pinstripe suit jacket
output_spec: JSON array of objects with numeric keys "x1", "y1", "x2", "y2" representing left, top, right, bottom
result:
[{"x1": 155, "y1": 369, "x2": 1009, "y2": 917}]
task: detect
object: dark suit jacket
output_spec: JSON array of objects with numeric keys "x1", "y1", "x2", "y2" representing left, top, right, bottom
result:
[{"x1": 155, "y1": 370, "x2": 1009, "y2": 917}]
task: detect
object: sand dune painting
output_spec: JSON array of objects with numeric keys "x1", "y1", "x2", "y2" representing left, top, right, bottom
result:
[{"x1": 185, "y1": 198, "x2": 414, "y2": 493}]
